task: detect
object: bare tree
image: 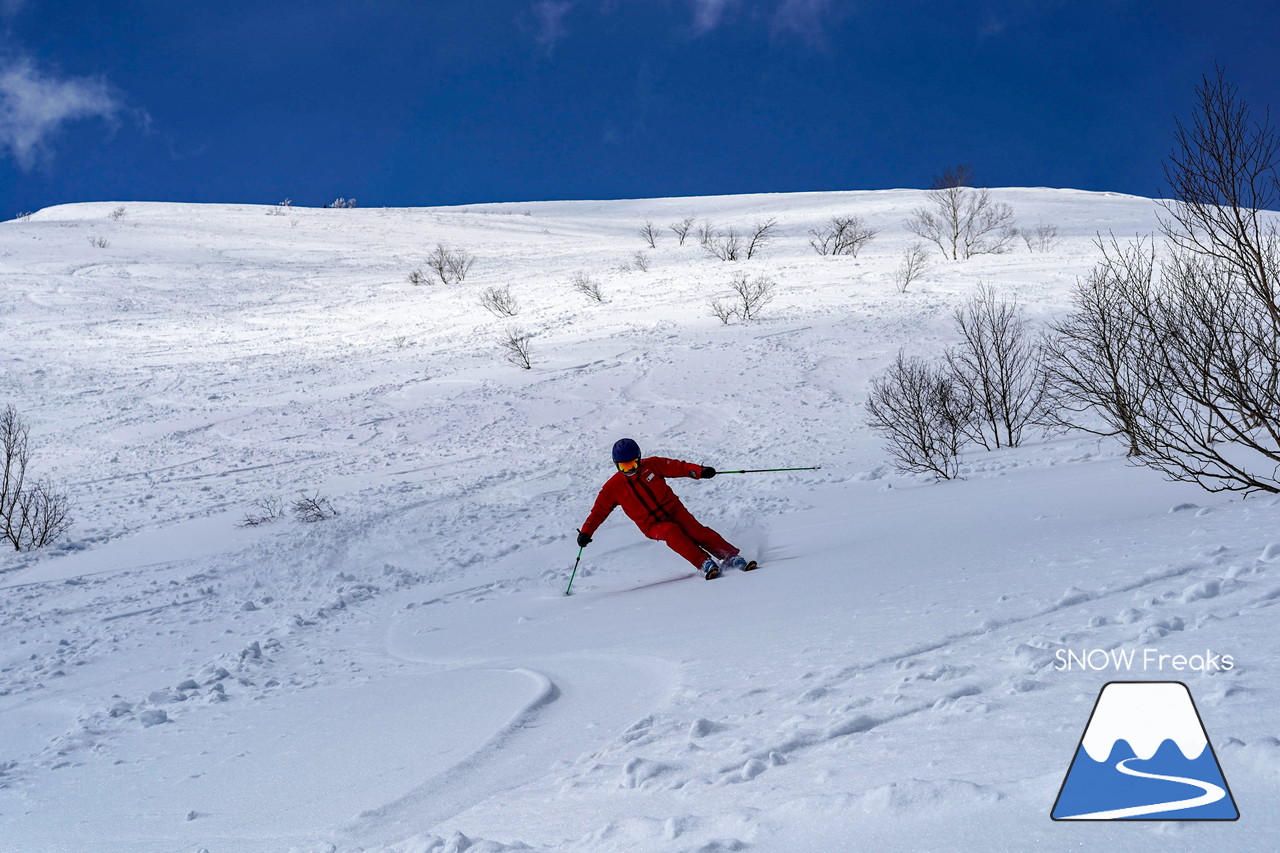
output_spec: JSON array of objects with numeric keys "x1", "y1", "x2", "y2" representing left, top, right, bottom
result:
[
  {"x1": 809, "y1": 215, "x2": 878, "y2": 256},
  {"x1": 480, "y1": 285, "x2": 520, "y2": 318},
  {"x1": 238, "y1": 496, "x2": 284, "y2": 528},
  {"x1": 892, "y1": 243, "x2": 931, "y2": 292},
  {"x1": 709, "y1": 297, "x2": 737, "y2": 325},
  {"x1": 704, "y1": 227, "x2": 743, "y2": 261},
  {"x1": 696, "y1": 220, "x2": 716, "y2": 247},
  {"x1": 945, "y1": 285, "x2": 1048, "y2": 450},
  {"x1": 500, "y1": 327, "x2": 534, "y2": 369},
  {"x1": 1042, "y1": 238, "x2": 1157, "y2": 457},
  {"x1": 864, "y1": 353, "x2": 971, "y2": 480},
  {"x1": 670, "y1": 216, "x2": 695, "y2": 245},
  {"x1": 745, "y1": 217, "x2": 778, "y2": 260},
  {"x1": 638, "y1": 220, "x2": 659, "y2": 249},
  {"x1": 1021, "y1": 223, "x2": 1062, "y2": 253},
  {"x1": 729, "y1": 273, "x2": 776, "y2": 320},
  {"x1": 905, "y1": 187, "x2": 1017, "y2": 260},
  {"x1": 1, "y1": 405, "x2": 72, "y2": 551},
  {"x1": 426, "y1": 244, "x2": 476, "y2": 284},
  {"x1": 931, "y1": 164, "x2": 975, "y2": 189},
  {"x1": 571, "y1": 271, "x2": 604, "y2": 302},
  {"x1": 1041, "y1": 70, "x2": 1280, "y2": 494},
  {"x1": 631, "y1": 250, "x2": 651, "y2": 272}
]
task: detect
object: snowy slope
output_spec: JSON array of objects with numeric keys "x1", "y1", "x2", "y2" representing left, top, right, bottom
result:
[{"x1": 1, "y1": 190, "x2": 1279, "y2": 852}]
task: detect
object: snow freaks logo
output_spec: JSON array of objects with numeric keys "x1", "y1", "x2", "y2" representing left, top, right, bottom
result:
[{"x1": 1051, "y1": 682, "x2": 1239, "y2": 821}]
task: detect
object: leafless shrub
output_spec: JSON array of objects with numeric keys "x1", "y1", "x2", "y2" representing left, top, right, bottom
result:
[
  {"x1": 809, "y1": 215, "x2": 878, "y2": 256},
  {"x1": 325, "y1": 198, "x2": 357, "y2": 209},
  {"x1": 88, "y1": 235, "x2": 109, "y2": 249},
  {"x1": 709, "y1": 298, "x2": 738, "y2": 325},
  {"x1": 696, "y1": 219, "x2": 715, "y2": 246},
  {"x1": 704, "y1": 227, "x2": 743, "y2": 261},
  {"x1": 745, "y1": 217, "x2": 778, "y2": 260},
  {"x1": 570, "y1": 271, "x2": 604, "y2": 302},
  {"x1": 1, "y1": 405, "x2": 72, "y2": 551},
  {"x1": 291, "y1": 493, "x2": 337, "y2": 522},
  {"x1": 426, "y1": 244, "x2": 475, "y2": 284},
  {"x1": 728, "y1": 273, "x2": 776, "y2": 320},
  {"x1": 393, "y1": 334, "x2": 410, "y2": 349},
  {"x1": 639, "y1": 220, "x2": 659, "y2": 248},
  {"x1": 892, "y1": 243, "x2": 931, "y2": 292},
  {"x1": 864, "y1": 353, "x2": 971, "y2": 481},
  {"x1": 1021, "y1": 223, "x2": 1062, "y2": 253},
  {"x1": 945, "y1": 285, "x2": 1048, "y2": 450},
  {"x1": 480, "y1": 284, "x2": 520, "y2": 318},
  {"x1": 631, "y1": 250, "x2": 651, "y2": 272},
  {"x1": 499, "y1": 327, "x2": 534, "y2": 369},
  {"x1": 238, "y1": 497, "x2": 284, "y2": 528},
  {"x1": 905, "y1": 186, "x2": 1017, "y2": 260},
  {"x1": 14, "y1": 211, "x2": 34, "y2": 221},
  {"x1": 407, "y1": 269, "x2": 428, "y2": 286},
  {"x1": 931, "y1": 164, "x2": 975, "y2": 189},
  {"x1": 109, "y1": 206, "x2": 126, "y2": 221},
  {"x1": 1041, "y1": 69, "x2": 1280, "y2": 494},
  {"x1": 670, "y1": 216, "x2": 695, "y2": 245}
]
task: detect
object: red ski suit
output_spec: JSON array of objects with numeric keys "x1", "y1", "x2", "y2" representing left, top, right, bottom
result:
[{"x1": 580, "y1": 456, "x2": 739, "y2": 569}]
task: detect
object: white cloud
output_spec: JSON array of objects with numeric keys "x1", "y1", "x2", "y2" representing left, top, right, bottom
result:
[{"x1": 0, "y1": 57, "x2": 120, "y2": 168}]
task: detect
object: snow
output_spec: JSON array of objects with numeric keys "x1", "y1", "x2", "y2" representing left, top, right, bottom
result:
[{"x1": 2, "y1": 189, "x2": 1279, "y2": 851}]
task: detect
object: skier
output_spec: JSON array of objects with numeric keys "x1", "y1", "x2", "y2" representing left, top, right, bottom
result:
[{"x1": 576, "y1": 438, "x2": 756, "y2": 580}]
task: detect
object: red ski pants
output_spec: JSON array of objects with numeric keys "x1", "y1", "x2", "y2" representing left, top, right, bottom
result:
[{"x1": 646, "y1": 508, "x2": 739, "y2": 568}]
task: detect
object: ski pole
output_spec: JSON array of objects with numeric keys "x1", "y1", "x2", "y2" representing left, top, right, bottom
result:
[
  {"x1": 716, "y1": 466, "x2": 822, "y2": 474},
  {"x1": 565, "y1": 545, "x2": 584, "y2": 596}
]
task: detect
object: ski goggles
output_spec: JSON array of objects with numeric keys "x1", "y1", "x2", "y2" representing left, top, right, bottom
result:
[{"x1": 615, "y1": 458, "x2": 641, "y2": 474}]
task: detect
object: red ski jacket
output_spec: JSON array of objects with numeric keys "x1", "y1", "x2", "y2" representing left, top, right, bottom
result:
[{"x1": 581, "y1": 456, "x2": 706, "y2": 538}]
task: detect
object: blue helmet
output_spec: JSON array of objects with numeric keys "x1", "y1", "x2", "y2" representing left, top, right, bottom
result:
[{"x1": 612, "y1": 438, "x2": 641, "y2": 464}]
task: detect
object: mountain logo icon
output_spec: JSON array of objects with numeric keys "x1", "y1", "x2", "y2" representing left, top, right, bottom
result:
[{"x1": 1051, "y1": 681, "x2": 1239, "y2": 821}]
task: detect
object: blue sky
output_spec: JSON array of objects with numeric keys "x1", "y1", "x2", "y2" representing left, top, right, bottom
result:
[{"x1": 1, "y1": 1, "x2": 1277, "y2": 214}]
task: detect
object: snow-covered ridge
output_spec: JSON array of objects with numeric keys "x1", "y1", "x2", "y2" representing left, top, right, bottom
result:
[{"x1": 1, "y1": 188, "x2": 1278, "y2": 852}]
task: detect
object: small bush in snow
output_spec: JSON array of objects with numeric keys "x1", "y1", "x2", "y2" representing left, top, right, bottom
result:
[
  {"x1": 109, "y1": 206, "x2": 127, "y2": 221},
  {"x1": 745, "y1": 217, "x2": 778, "y2": 260},
  {"x1": 704, "y1": 227, "x2": 743, "y2": 261},
  {"x1": 407, "y1": 269, "x2": 428, "y2": 286},
  {"x1": 1, "y1": 405, "x2": 73, "y2": 551},
  {"x1": 426, "y1": 244, "x2": 475, "y2": 284},
  {"x1": 325, "y1": 198, "x2": 357, "y2": 209},
  {"x1": 570, "y1": 271, "x2": 604, "y2": 302},
  {"x1": 696, "y1": 219, "x2": 715, "y2": 247},
  {"x1": 14, "y1": 211, "x2": 34, "y2": 221},
  {"x1": 88, "y1": 235, "x2": 109, "y2": 249},
  {"x1": 864, "y1": 353, "x2": 970, "y2": 481},
  {"x1": 892, "y1": 243, "x2": 930, "y2": 292},
  {"x1": 631, "y1": 250, "x2": 651, "y2": 272},
  {"x1": 1021, "y1": 223, "x2": 1062, "y2": 253},
  {"x1": 480, "y1": 285, "x2": 520, "y2": 318},
  {"x1": 709, "y1": 297, "x2": 737, "y2": 325},
  {"x1": 712, "y1": 273, "x2": 777, "y2": 322},
  {"x1": 291, "y1": 494, "x2": 337, "y2": 523},
  {"x1": 499, "y1": 327, "x2": 534, "y2": 370},
  {"x1": 238, "y1": 497, "x2": 284, "y2": 528},
  {"x1": 638, "y1": 220, "x2": 659, "y2": 248},
  {"x1": 670, "y1": 216, "x2": 695, "y2": 246},
  {"x1": 809, "y1": 215, "x2": 878, "y2": 256}
]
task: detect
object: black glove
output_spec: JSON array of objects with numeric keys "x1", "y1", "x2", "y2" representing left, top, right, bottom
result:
[
  {"x1": 701, "y1": 466, "x2": 716, "y2": 479},
  {"x1": 577, "y1": 531, "x2": 592, "y2": 548}
]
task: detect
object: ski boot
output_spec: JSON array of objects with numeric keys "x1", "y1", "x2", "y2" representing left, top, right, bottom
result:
[
  {"x1": 701, "y1": 557, "x2": 722, "y2": 580},
  {"x1": 724, "y1": 555, "x2": 758, "y2": 572}
]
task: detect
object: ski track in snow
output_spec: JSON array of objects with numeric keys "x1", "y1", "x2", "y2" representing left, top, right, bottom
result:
[{"x1": 1, "y1": 193, "x2": 1279, "y2": 852}]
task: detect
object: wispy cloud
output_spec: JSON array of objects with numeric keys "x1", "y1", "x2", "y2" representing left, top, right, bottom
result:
[
  {"x1": 771, "y1": 0, "x2": 845, "y2": 45},
  {"x1": 0, "y1": 57, "x2": 120, "y2": 168},
  {"x1": 532, "y1": 0, "x2": 575, "y2": 51},
  {"x1": 689, "y1": 0, "x2": 740, "y2": 34}
]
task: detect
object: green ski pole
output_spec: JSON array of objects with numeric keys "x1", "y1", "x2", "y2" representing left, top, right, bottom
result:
[
  {"x1": 717, "y1": 466, "x2": 822, "y2": 474},
  {"x1": 565, "y1": 545, "x2": 584, "y2": 596}
]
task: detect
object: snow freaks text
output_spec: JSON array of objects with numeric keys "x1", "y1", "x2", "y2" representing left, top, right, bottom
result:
[{"x1": 1054, "y1": 648, "x2": 1234, "y2": 673}]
